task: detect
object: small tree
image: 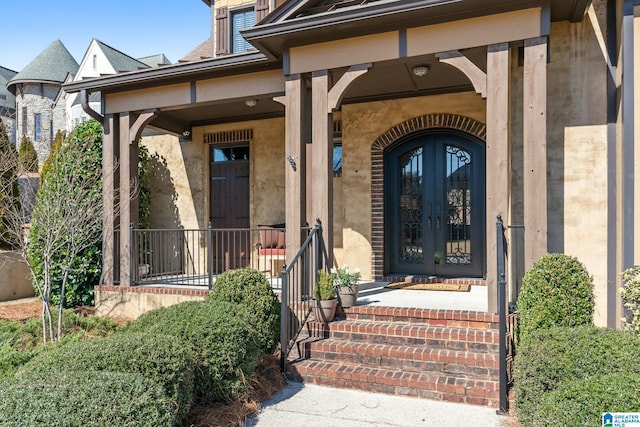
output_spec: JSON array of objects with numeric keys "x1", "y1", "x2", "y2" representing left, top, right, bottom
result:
[
  {"x1": 17, "y1": 136, "x2": 38, "y2": 173},
  {"x1": 40, "y1": 130, "x2": 64, "y2": 185},
  {"x1": 0, "y1": 121, "x2": 20, "y2": 249}
]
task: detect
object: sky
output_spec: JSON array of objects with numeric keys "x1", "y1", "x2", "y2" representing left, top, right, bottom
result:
[{"x1": 0, "y1": 1, "x2": 211, "y2": 72}]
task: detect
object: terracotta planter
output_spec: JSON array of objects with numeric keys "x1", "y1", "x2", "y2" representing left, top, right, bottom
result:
[
  {"x1": 337, "y1": 284, "x2": 359, "y2": 308},
  {"x1": 313, "y1": 299, "x2": 337, "y2": 322}
]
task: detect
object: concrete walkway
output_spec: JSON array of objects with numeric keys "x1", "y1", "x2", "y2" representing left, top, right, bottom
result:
[{"x1": 247, "y1": 382, "x2": 510, "y2": 427}]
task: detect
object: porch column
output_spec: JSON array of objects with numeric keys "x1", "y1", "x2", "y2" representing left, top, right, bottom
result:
[
  {"x1": 523, "y1": 37, "x2": 548, "y2": 269},
  {"x1": 284, "y1": 74, "x2": 307, "y2": 264},
  {"x1": 311, "y1": 70, "x2": 334, "y2": 262},
  {"x1": 119, "y1": 113, "x2": 133, "y2": 286},
  {"x1": 486, "y1": 42, "x2": 511, "y2": 313},
  {"x1": 102, "y1": 114, "x2": 116, "y2": 286}
]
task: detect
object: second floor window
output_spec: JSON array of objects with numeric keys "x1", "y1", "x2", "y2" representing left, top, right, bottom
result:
[
  {"x1": 34, "y1": 113, "x2": 41, "y2": 141},
  {"x1": 231, "y1": 8, "x2": 255, "y2": 53}
]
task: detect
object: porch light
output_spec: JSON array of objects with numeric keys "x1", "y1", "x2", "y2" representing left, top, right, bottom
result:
[
  {"x1": 244, "y1": 99, "x2": 258, "y2": 107},
  {"x1": 411, "y1": 65, "x2": 430, "y2": 77}
]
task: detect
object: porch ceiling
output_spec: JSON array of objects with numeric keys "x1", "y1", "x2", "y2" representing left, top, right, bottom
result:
[{"x1": 146, "y1": 47, "x2": 484, "y2": 130}]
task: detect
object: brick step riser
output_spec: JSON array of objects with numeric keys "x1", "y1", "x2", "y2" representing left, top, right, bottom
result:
[
  {"x1": 287, "y1": 366, "x2": 500, "y2": 408},
  {"x1": 338, "y1": 314, "x2": 498, "y2": 330},
  {"x1": 304, "y1": 348, "x2": 499, "y2": 379},
  {"x1": 314, "y1": 330, "x2": 500, "y2": 352}
]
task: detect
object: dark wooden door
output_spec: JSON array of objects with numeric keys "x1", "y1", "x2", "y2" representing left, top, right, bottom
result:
[
  {"x1": 386, "y1": 132, "x2": 485, "y2": 277},
  {"x1": 210, "y1": 145, "x2": 250, "y2": 271}
]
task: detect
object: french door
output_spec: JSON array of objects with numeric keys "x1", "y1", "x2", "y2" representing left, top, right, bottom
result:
[{"x1": 386, "y1": 131, "x2": 485, "y2": 277}]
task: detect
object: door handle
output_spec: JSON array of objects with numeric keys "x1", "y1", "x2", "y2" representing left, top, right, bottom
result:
[
  {"x1": 427, "y1": 216, "x2": 432, "y2": 229},
  {"x1": 436, "y1": 216, "x2": 441, "y2": 229}
]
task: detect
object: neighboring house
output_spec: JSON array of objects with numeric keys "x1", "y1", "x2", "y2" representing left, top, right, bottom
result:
[
  {"x1": 64, "y1": 0, "x2": 632, "y2": 335},
  {"x1": 65, "y1": 38, "x2": 164, "y2": 130},
  {"x1": 7, "y1": 40, "x2": 79, "y2": 166},
  {"x1": 0, "y1": 66, "x2": 17, "y2": 144}
]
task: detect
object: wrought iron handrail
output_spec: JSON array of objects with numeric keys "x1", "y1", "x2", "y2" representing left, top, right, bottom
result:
[
  {"x1": 496, "y1": 215, "x2": 523, "y2": 415},
  {"x1": 280, "y1": 219, "x2": 327, "y2": 371}
]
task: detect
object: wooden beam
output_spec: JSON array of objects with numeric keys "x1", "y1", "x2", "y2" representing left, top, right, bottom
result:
[
  {"x1": 523, "y1": 37, "x2": 548, "y2": 269},
  {"x1": 129, "y1": 109, "x2": 158, "y2": 143},
  {"x1": 312, "y1": 70, "x2": 334, "y2": 262},
  {"x1": 436, "y1": 51, "x2": 487, "y2": 98},
  {"x1": 327, "y1": 63, "x2": 371, "y2": 112},
  {"x1": 485, "y1": 42, "x2": 510, "y2": 314},
  {"x1": 102, "y1": 114, "x2": 115, "y2": 286},
  {"x1": 284, "y1": 75, "x2": 307, "y2": 265},
  {"x1": 119, "y1": 113, "x2": 132, "y2": 286}
]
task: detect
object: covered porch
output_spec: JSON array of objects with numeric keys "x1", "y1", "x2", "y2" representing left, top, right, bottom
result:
[{"x1": 62, "y1": 0, "x2": 592, "y2": 318}]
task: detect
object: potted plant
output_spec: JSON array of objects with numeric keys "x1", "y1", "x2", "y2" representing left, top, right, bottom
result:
[
  {"x1": 333, "y1": 265, "x2": 361, "y2": 308},
  {"x1": 313, "y1": 269, "x2": 337, "y2": 322}
]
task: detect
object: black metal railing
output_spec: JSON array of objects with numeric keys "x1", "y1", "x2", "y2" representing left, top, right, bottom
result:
[
  {"x1": 280, "y1": 220, "x2": 327, "y2": 371},
  {"x1": 496, "y1": 215, "x2": 524, "y2": 414},
  {"x1": 113, "y1": 224, "x2": 304, "y2": 288}
]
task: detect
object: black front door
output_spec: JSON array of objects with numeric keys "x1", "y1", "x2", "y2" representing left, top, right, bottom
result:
[{"x1": 386, "y1": 131, "x2": 485, "y2": 277}]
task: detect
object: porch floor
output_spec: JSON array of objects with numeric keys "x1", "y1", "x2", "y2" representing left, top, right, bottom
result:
[{"x1": 135, "y1": 278, "x2": 489, "y2": 312}]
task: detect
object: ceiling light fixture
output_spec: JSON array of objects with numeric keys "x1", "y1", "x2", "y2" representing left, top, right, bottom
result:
[
  {"x1": 244, "y1": 99, "x2": 258, "y2": 107},
  {"x1": 411, "y1": 65, "x2": 430, "y2": 77}
]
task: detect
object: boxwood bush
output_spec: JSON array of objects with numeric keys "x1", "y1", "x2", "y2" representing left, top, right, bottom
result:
[
  {"x1": 514, "y1": 326, "x2": 640, "y2": 425},
  {"x1": 126, "y1": 300, "x2": 261, "y2": 403},
  {"x1": 517, "y1": 253, "x2": 594, "y2": 343},
  {"x1": 17, "y1": 332, "x2": 194, "y2": 422},
  {"x1": 0, "y1": 370, "x2": 173, "y2": 426},
  {"x1": 527, "y1": 372, "x2": 640, "y2": 426},
  {"x1": 207, "y1": 268, "x2": 280, "y2": 352}
]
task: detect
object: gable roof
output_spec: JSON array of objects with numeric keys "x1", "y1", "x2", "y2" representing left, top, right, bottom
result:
[
  {"x1": 138, "y1": 54, "x2": 172, "y2": 68},
  {"x1": 7, "y1": 40, "x2": 79, "y2": 92},
  {"x1": 94, "y1": 39, "x2": 150, "y2": 73},
  {"x1": 0, "y1": 66, "x2": 17, "y2": 86}
]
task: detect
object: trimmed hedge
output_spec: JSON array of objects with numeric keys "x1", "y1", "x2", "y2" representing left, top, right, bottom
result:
[
  {"x1": 0, "y1": 370, "x2": 173, "y2": 426},
  {"x1": 514, "y1": 326, "x2": 640, "y2": 425},
  {"x1": 17, "y1": 332, "x2": 195, "y2": 423},
  {"x1": 207, "y1": 268, "x2": 280, "y2": 352},
  {"x1": 517, "y1": 253, "x2": 594, "y2": 343},
  {"x1": 527, "y1": 373, "x2": 640, "y2": 427},
  {"x1": 126, "y1": 300, "x2": 261, "y2": 403}
]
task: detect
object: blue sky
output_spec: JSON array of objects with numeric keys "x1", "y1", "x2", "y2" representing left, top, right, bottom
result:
[{"x1": 0, "y1": 1, "x2": 211, "y2": 72}]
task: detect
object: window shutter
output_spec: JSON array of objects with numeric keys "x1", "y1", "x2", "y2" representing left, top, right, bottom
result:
[
  {"x1": 216, "y1": 7, "x2": 229, "y2": 55},
  {"x1": 256, "y1": 0, "x2": 269, "y2": 22}
]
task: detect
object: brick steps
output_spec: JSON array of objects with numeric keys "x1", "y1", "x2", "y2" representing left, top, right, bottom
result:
[
  {"x1": 286, "y1": 305, "x2": 502, "y2": 408},
  {"x1": 288, "y1": 359, "x2": 500, "y2": 407},
  {"x1": 308, "y1": 320, "x2": 500, "y2": 352}
]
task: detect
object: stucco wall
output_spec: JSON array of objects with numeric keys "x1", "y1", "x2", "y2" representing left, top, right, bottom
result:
[
  {"x1": 0, "y1": 251, "x2": 34, "y2": 301},
  {"x1": 338, "y1": 92, "x2": 487, "y2": 280}
]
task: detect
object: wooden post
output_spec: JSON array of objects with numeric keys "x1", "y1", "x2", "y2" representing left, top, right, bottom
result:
[
  {"x1": 312, "y1": 70, "x2": 334, "y2": 263},
  {"x1": 284, "y1": 75, "x2": 307, "y2": 265},
  {"x1": 486, "y1": 42, "x2": 510, "y2": 314},
  {"x1": 102, "y1": 114, "x2": 115, "y2": 286},
  {"x1": 523, "y1": 37, "x2": 548, "y2": 269},
  {"x1": 119, "y1": 113, "x2": 132, "y2": 286}
]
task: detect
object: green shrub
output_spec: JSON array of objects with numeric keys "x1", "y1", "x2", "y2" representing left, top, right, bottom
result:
[
  {"x1": 0, "y1": 343, "x2": 39, "y2": 382},
  {"x1": 314, "y1": 269, "x2": 336, "y2": 300},
  {"x1": 39, "y1": 130, "x2": 64, "y2": 186},
  {"x1": 0, "y1": 370, "x2": 173, "y2": 426},
  {"x1": 17, "y1": 332, "x2": 194, "y2": 422},
  {"x1": 18, "y1": 135, "x2": 38, "y2": 172},
  {"x1": 126, "y1": 300, "x2": 261, "y2": 403},
  {"x1": 207, "y1": 268, "x2": 280, "y2": 352},
  {"x1": 514, "y1": 326, "x2": 640, "y2": 425},
  {"x1": 517, "y1": 253, "x2": 594, "y2": 343},
  {"x1": 621, "y1": 266, "x2": 640, "y2": 334},
  {"x1": 528, "y1": 373, "x2": 640, "y2": 427},
  {"x1": 0, "y1": 121, "x2": 20, "y2": 249}
]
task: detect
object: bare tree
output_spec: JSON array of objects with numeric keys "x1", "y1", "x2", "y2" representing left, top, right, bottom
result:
[{"x1": 0, "y1": 130, "x2": 124, "y2": 343}]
